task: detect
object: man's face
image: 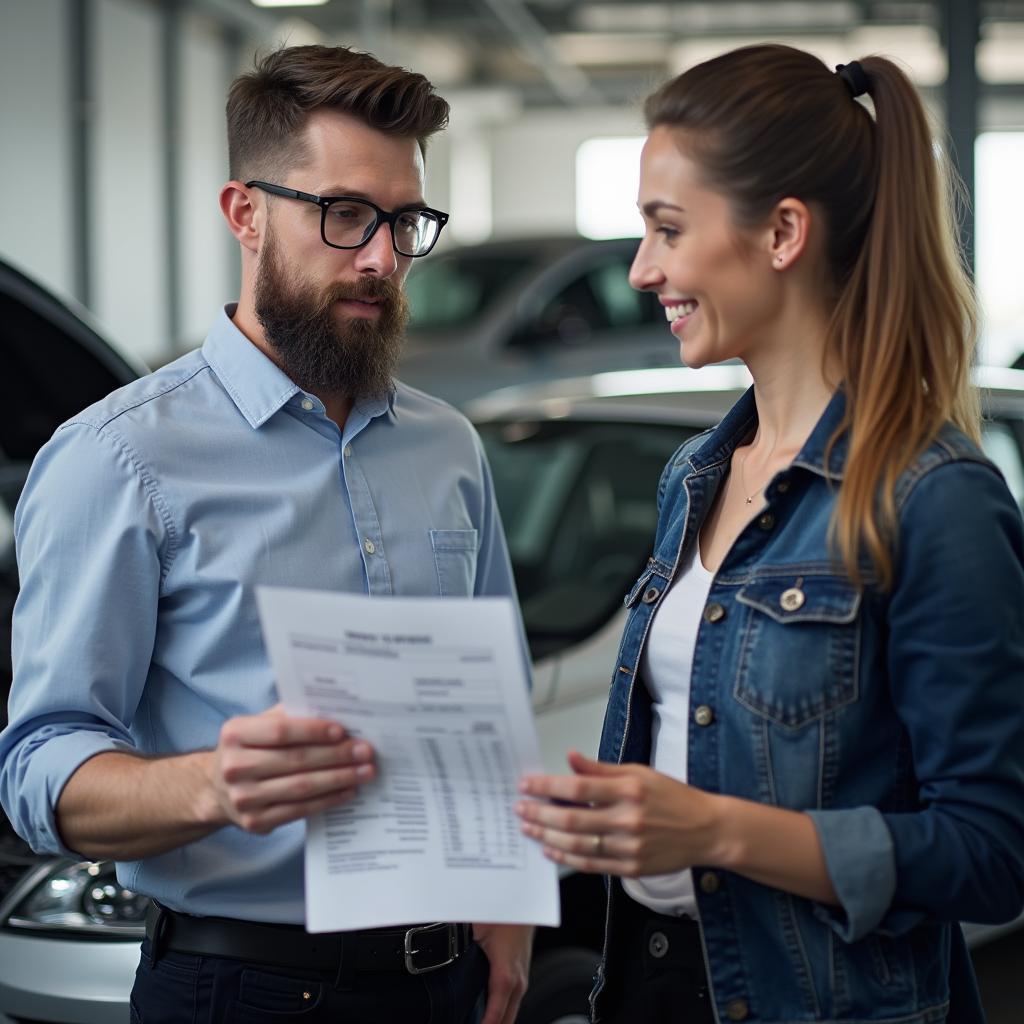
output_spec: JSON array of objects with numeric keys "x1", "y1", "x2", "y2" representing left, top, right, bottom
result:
[{"x1": 253, "y1": 111, "x2": 425, "y2": 398}]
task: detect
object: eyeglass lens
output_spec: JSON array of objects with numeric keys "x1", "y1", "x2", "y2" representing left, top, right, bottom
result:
[{"x1": 324, "y1": 199, "x2": 441, "y2": 256}]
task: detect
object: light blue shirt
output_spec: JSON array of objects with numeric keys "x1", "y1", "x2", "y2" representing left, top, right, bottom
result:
[{"x1": 0, "y1": 306, "x2": 522, "y2": 923}]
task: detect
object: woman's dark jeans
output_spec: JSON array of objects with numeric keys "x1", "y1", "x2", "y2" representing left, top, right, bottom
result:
[{"x1": 600, "y1": 893, "x2": 715, "y2": 1024}]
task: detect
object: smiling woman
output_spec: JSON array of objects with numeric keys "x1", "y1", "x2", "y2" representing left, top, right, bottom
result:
[{"x1": 515, "y1": 43, "x2": 1024, "y2": 1024}]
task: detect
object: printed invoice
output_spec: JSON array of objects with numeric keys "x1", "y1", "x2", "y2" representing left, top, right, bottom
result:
[{"x1": 256, "y1": 586, "x2": 561, "y2": 932}]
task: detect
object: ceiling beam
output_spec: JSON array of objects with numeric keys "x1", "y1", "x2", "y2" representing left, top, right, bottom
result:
[{"x1": 476, "y1": 0, "x2": 604, "y2": 105}]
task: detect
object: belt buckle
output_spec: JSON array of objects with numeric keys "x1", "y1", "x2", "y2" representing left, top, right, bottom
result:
[{"x1": 403, "y1": 923, "x2": 459, "y2": 975}]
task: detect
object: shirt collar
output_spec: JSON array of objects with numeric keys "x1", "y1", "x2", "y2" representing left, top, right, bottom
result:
[
  {"x1": 202, "y1": 305, "x2": 398, "y2": 428},
  {"x1": 689, "y1": 385, "x2": 849, "y2": 481}
]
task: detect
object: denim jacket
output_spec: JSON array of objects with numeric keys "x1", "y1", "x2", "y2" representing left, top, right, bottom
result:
[{"x1": 591, "y1": 387, "x2": 1024, "y2": 1024}]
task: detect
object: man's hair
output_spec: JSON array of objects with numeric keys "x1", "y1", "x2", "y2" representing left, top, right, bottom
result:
[{"x1": 226, "y1": 44, "x2": 449, "y2": 182}]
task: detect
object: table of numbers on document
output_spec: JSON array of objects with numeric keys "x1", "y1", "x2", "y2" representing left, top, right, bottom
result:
[{"x1": 291, "y1": 633, "x2": 526, "y2": 872}]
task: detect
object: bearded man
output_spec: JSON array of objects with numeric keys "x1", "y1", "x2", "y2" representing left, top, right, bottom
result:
[{"x1": 0, "y1": 45, "x2": 531, "y2": 1024}]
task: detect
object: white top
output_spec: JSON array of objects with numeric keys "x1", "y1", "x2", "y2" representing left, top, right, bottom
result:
[{"x1": 623, "y1": 542, "x2": 715, "y2": 917}]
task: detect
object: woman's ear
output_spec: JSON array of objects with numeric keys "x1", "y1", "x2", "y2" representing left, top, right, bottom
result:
[
  {"x1": 768, "y1": 197, "x2": 812, "y2": 271},
  {"x1": 220, "y1": 182, "x2": 262, "y2": 254}
]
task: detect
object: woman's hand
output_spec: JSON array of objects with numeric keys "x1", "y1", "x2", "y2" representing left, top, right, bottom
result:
[
  {"x1": 515, "y1": 750, "x2": 724, "y2": 877},
  {"x1": 517, "y1": 751, "x2": 840, "y2": 904}
]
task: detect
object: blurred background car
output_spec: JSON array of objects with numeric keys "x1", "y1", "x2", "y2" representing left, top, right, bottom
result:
[
  {"x1": 399, "y1": 236, "x2": 680, "y2": 407},
  {"x1": 2, "y1": 256, "x2": 1024, "y2": 1023}
]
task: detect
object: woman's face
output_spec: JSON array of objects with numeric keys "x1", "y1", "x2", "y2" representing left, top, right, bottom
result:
[{"x1": 630, "y1": 126, "x2": 780, "y2": 369}]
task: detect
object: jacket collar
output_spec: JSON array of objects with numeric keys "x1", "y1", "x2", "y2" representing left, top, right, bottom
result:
[
  {"x1": 688, "y1": 385, "x2": 849, "y2": 481},
  {"x1": 202, "y1": 305, "x2": 397, "y2": 429}
]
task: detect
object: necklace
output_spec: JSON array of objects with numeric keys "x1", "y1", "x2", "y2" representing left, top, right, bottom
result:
[{"x1": 737, "y1": 447, "x2": 769, "y2": 505}]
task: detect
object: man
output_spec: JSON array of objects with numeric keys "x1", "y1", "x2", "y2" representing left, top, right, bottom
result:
[{"x1": 0, "y1": 45, "x2": 531, "y2": 1024}]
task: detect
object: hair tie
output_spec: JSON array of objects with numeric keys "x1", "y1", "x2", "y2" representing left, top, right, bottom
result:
[{"x1": 835, "y1": 61, "x2": 870, "y2": 98}]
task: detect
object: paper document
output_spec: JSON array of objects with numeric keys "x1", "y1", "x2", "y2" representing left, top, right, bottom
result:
[{"x1": 256, "y1": 587, "x2": 560, "y2": 932}]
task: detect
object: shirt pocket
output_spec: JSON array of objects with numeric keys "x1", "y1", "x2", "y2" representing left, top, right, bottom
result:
[
  {"x1": 733, "y1": 573, "x2": 862, "y2": 729},
  {"x1": 429, "y1": 528, "x2": 479, "y2": 597}
]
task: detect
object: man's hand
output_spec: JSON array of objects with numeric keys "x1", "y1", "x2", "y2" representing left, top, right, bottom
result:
[
  {"x1": 205, "y1": 704, "x2": 376, "y2": 834},
  {"x1": 473, "y1": 923, "x2": 533, "y2": 1024}
]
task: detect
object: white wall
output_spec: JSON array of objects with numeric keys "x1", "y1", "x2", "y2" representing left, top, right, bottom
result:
[
  {"x1": 178, "y1": 10, "x2": 233, "y2": 349},
  {"x1": 91, "y1": 0, "x2": 169, "y2": 365},
  {"x1": 0, "y1": 0, "x2": 75, "y2": 299},
  {"x1": 487, "y1": 106, "x2": 646, "y2": 238}
]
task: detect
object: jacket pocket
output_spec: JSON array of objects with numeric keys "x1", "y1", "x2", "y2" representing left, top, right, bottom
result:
[
  {"x1": 733, "y1": 573, "x2": 862, "y2": 728},
  {"x1": 429, "y1": 528, "x2": 479, "y2": 597}
]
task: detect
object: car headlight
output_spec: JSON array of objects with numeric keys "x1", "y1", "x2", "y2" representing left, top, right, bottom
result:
[{"x1": 4, "y1": 859, "x2": 148, "y2": 938}]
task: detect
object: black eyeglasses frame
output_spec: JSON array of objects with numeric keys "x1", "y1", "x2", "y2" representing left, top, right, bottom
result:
[{"x1": 244, "y1": 180, "x2": 449, "y2": 258}]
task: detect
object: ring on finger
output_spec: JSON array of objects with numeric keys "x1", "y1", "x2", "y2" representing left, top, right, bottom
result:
[{"x1": 591, "y1": 834, "x2": 603, "y2": 855}]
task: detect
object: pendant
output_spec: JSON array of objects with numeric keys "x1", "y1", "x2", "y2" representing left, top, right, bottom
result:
[{"x1": 745, "y1": 497, "x2": 753, "y2": 504}]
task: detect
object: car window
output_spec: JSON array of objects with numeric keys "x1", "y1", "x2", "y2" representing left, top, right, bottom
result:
[
  {"x1": 511, "y1": 251, "x2": 660, "y2": 349},
  {"x1": 981, "y1": 420, "x2": 1024, "y2": 509},
  {"x1": 0, "y1": 290, "x2": 129, "y2": 461},
  {"x1": 0, "y1": 465, "x2": 25, "y2": 729},
  {"x1": 405, "y1": 254, "x2": 536, "y2": 331},
  {"x1": 477, "y1": 418, "x2": 692, "y2": 660}
]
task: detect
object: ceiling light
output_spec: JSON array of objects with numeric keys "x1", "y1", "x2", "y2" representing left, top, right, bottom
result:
[{"x1": 251, "y1": 0, "x2": 329, "y2": 8}]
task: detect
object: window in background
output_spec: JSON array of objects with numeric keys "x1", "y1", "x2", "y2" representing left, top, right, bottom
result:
[
  {"x1": 575, "y1": 137, "x2": 645, "y2": 240},
  {"x1": 976, "y1": 132, "x2": 1024, "y2": 368}
]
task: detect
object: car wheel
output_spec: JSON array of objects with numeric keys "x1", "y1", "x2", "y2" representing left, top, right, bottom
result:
[{"x1": 517, "y1": 946, "x2": 599, "y2": 1024}]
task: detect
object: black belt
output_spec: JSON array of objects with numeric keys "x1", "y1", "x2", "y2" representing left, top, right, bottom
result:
[{"x1": 145, "y1": 902, "x2": 471, "y2": 975}]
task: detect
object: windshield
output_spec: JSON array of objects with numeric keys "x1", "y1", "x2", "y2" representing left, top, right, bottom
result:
[
  {"x1": 477, "y1": 418, "x2": 695, "y2": 660},
  {"x1": 406, "y1": 254, "x2": 536, "y2": 331}
]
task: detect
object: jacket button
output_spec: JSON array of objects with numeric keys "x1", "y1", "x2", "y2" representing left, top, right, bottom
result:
[
  {"x1": 780, "y1": 587, "x2": 805, "y2": 611},
  {"x1": 699, "y1": 871, "x2": 720, "y2": 894},
  {"x1": 648, "y1": 930, "x2": 669, "y2": 958},
  {"x1": 757, "y1": 512, "x2": 775, "y2": 530},
  {"x1": 694, "y1": 705, "x2": 714, "y2": 727},
  {"x1": 726, "y1": 999, "x2": 750, "y2": 1021},
  {"x1": 703, "y1": 602, "x2": 726, "y2": 623}
]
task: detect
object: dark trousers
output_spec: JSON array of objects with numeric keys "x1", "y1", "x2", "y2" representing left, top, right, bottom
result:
[
  {"x1": 129, "y1": 935, "x2": 489, "y2": 1024},
  {"x1": 599, "y1": 891, "x2": 715, "y2": 1024}
]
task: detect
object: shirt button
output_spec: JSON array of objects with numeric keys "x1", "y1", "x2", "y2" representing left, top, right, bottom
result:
[
  {"x1": 699, "y1": 871, "x2": 721, "y2": 894},
  {"x1": 641, "y1": 586, "x2": 660, "y2": 604},
  {"x1": 776, "y1": 479, "x2": 790, "y2": 494},
  {"x1": 726, "y1": 999, "x2": 750, "y2": 1021},
  {"x1": 300, "y1": 398, "x2": 314, "y2": 411},
  {"x1": 648, "y1": 931, "x2": 669, "y2": 958},
  {"x1": 694, "y1": 705, "x2": 715, "y2": 727},
  {"x1": 703, "y1": 602, "x2": 726, "y2": 623},
  {"x1": 363, "y1": 538, "x2": 376, "y2": 555},
  {"x1": 780, "y1": 587, "x2": 805, "y2": 611},
  {"x1": 343, "y1": 445, "x2": 352, "y2": 457},
  {"x1": 758, "y1": 512, "x2": 775, "y2": 530}
]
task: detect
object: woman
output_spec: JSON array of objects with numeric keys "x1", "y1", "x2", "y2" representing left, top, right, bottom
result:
[{"x1": 514, "y1": 45, "x2": 1024, "y2": 1024}]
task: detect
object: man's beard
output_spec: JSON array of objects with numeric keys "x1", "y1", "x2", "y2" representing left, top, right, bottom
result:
[{"x1": 254, "y1": 231, "x2": 410, "y2": 401}]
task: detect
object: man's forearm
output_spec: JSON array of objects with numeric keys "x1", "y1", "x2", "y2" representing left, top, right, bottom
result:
[
  {"x1": 54, "y1": 709, "x2": 375, "y2": 861},
  {"x1": 56, "y1": 750, "x2": 224, "y2": 860}
]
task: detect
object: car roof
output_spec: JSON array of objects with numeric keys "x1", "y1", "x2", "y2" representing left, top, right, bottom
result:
[
  {"x1": 424, "y1": 235, "x2": 639, "y2": 271},
  {"x1": 467, "y1": 364, "x2": 1024, "y2": 426},
  {"x1": 0, "y1": 255, "x2": 147, "y2": 383}
]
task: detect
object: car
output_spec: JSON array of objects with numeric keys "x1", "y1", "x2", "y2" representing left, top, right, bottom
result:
[
  {"x1": 398, "y1": 236, "x2": 681, "y2": 407},
  {"x1": 2, "y1": 254, "x2": 1024, "y2": 1024}
]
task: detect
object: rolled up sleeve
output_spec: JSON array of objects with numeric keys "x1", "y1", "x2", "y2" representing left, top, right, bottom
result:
[
  {"x1": 811, "y1": 459, "x2": 1024, "y2": 941},
  {"x1": 0, "y1": 421, "x2": 167, "y2": 856}
]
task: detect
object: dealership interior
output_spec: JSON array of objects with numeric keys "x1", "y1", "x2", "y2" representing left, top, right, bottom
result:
[{"x1": 2, "y1": 2, "x2": 1024, "y2": 1023}]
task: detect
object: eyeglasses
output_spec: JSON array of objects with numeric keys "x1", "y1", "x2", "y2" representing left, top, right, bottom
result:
[{"x1": 246, "y1": 181, "x2": 449, "y2": 258}]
